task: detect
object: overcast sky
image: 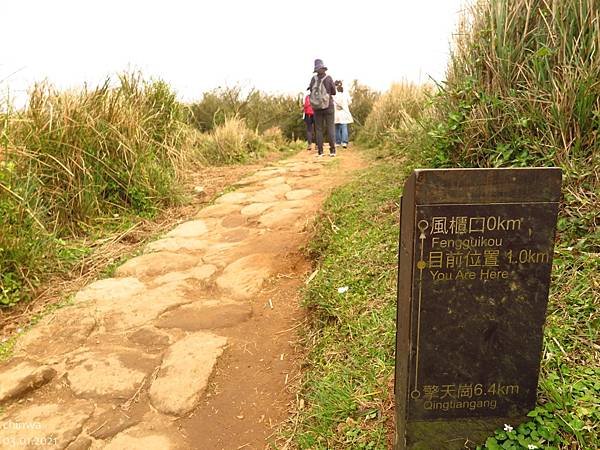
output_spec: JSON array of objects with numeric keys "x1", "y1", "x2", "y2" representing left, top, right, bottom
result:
[{"x1": 2, "y1": 0, "x2": 469, "y2": 105}]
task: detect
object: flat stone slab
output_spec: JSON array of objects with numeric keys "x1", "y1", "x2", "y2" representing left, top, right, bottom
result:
[
  {"x1": 259, "y1": 208, "x2": 303, "y2": 229},
  {"x1": 75, "y1": 277, "x2": 145, "y2": 303},
  {"x1": 247, "y1": 188, "x2": 281, "y2": 203},
  {"x1": 91, "y1": 280, "x2": 196, "y2": 331},
  {"x1": 16, "y1": 308, "x2": 97, "y2": 360},
  {"x1": 102, "y1": 412, "x2": 186, "y2": 450},
  {"x1": 86, "y1": 408, "x2": 140, "y2": 440},
  {"x1": 0, "y1": 359, "x2": 56, "y2": 403},
  {"x1": 165, "y1": 220, "x2": 209, "y2": 238},
  {"x1": 127, "y1": 327, "x2": 172, "y2": 353},
  {"x1": 214, "y1": 192, "x2": 249, "y2": 204},
  {"x1": 145, "y1": 237, "x2": 209, "y2": 253},
  {"x1": 262, "y1": 176, "x2": 287, "y2": 186},
  {"x1": 220, "y1": 214, "x2": 246, "y2": 228},
  {"x1": 196, "y1": 203, "x2": 240, "y2": 218},
  {"x1": 0, "y1": 401, "x2": 93, "y2": 450},
  {"x1": 115, "y1": 252, "x2": 198, "y2": 279},
  {"x1": 215, "y1": 254, "x2": 274, "y2": 299},
  {"x1": 267, "y1": 183, "x2": 293, "y2": 196},
  {"x1": 66, "y1": 347, "x2": 156, "y2": 399},
  {"x1": 104, "y1": 434, "x2": 173, "y2": 450},
  {"x1": 150, "y1": 264, "x2": 217, "y2": 286},
  {"x1": 240, "y1": 202, "x2": 275, "y2": 217},
  {"x1": 149, "y1": 332, "x2": 227, "y2": 415},
  {"x1": 285, "y1": 189, "x2": 314, "y2": 200},
  {"x1": 155, "y1": 300, "x2": 252, "y2": 330}
]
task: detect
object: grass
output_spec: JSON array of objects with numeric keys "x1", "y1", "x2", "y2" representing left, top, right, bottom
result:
[
  {"x1": 287, "y1": 147, "x2": 598, "y2": 448},
  {"x1": 0, "y1": 73, "x2": 303, "y2": 308},
  {"x1": 429, "y1": 0, "x2": 600, "y2": 252},
  {"x1": 190, "y1": 85, "x2": 305, "y2": 140},
  {"x1": 288, "y1": 156, "x2": 409, "y2": 449},
  {"x1": 0, "y1": 72, "x2": 194, "y2": 306},
  {"x1": 0, "y1": 296, "x2": 75, "y2": 363},
  {"x1": 285, "y1": 2, "x2": 599, "y2": 445}
]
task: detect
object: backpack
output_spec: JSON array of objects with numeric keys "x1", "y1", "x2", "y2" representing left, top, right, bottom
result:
[{"x1": 309, "y1": 75, "x2": 330, "y2": 110}]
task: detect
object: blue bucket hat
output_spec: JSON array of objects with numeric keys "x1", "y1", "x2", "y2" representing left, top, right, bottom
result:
[{"x1": 313, "y1": 59, "x2": 328, "y2": 72}]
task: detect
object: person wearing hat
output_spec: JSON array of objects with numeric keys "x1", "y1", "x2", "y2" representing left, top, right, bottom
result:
[
  {"x1": 308, "y1": 59, "x2": 337, "y2": 157},
  {"x1": 333, "y1": 80, "x2": 353, "y2": 148}
]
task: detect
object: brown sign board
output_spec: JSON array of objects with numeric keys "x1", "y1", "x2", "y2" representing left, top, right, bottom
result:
[{"x1": 395, "y1": 168, "x2": 562, "y2": 449}]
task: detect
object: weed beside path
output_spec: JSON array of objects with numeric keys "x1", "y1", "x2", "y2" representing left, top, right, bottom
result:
[
  {"x1": 0, "y1": 150, "x2": 296, "y2": 354},
  {"x1": 287, "y1": 151, "x2": 599, "y2": 449},
  {"x1": 285, "y1": 156, "x2": 407, "y2": 449}
]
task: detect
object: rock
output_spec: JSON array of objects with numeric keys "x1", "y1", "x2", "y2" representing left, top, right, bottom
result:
[
  {"x1": 104, "y1": 434, "x2": 173, "y2": 450},
  {"x1": 165, "y1": 220, "x2": 209, "y2": 238},
  {"x1": 149, "y1": 332, "x2": 227, "y2": 415},
  {"x1": 0, "y1": 359, "x2": 56, "y2": 403},
  {"x1": 66, "y1": 435, "x2": 93, "y2": 450},
  {"x1": 16, "y1": 308, "x2": 96, "y2": 359},
  {"x1": 195, "y1": 203, "x2": 240, "y2": 218},
  {"x1": 215, "y1": 254, "x2": 274, "y2": 299},
  {"x1": 155, "y1": 300, "x2": 252, "y2": 330},
  {"x1": 115, "y1": 252, "x2": 199, "y2": 279},
  {"x1": 220, "y1": 214, "x2": 246, "y2": 228},
  {"x1": 240, "y1": 202, "x2": 275, "y2": 217},
  {"x1": 200, "y1": 243, "x2": 242, "y2": 267},
  {"x1": 144, "y1": 237, "x2": 209, "y2": 253},
  {"x1": 0, "y1": 401, "x2": 93, "y2": 450},
  {"x1": 102, "y1": 412, "x2": 187, "y2": 449},
  {"x1": 214, "y1": 192, "x2": 248, "y2": 204},
  {"x1": 66, "y1": 347, "x2": 156, "y2": 399},
  {"x1": 150, "y1": 264, "x2": 217, "y2": 286},
  {"x1": 268, "y1": 183, "x2": 293, "y2": 196},
  {"x1": 127, "y1": 327, "x2": 172, "y2": 353},
  {"x1": 247, "y1": 189, "x2": 281, "y2": 203},
  {"x1": 75, "y1": 278, "x2": 145, "y2": 303},
  {"x1": 193, "y1": 186, "x2": 205, "y2": 195},
  {"x1": 259, "y1": 208, "x2": 303, "y2": 229},
  {"x1": 91, "y1": 280, "x2": 196, "y2": 331},
  {"x1": 87, "y1": 409, "x2": 140, "y2": 440},
  {"x1": 262, "y1": 176, "x2": 286, "y2": 186},
  {"x1": 285, "y1": 189, "x2": 314, "y2": 200},
  {"x1": 217, "y1": 227, "x2": 252, "y2": 243}
]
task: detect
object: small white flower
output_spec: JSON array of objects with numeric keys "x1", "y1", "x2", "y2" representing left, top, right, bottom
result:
[
  {"x1": 337, "y1": 286, "x2": 349, "y2": 294},
  {"x1": 503, "y1": 424, "x2": 513, "y2": 432},
  {"x1": 527, "y1": 445, "x2": 538, "y2": 449},
  {"x1": 16, "y1": 328, "x2": 23, "y2": 334}
]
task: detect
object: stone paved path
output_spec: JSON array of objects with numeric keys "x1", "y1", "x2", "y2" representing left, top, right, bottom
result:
[{"x1": 0, "y1": 149, "x2": 364, "y2": 449}]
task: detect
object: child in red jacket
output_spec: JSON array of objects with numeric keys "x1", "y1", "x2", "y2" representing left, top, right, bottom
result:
[{"x1": 303, "y1": 93, "x2": 315, "y2": 151}]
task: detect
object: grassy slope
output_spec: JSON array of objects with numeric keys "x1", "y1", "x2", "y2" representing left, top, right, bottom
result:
[
  {"x1": 293, "y1": 156, "x2": 407, "y2": 449},
  {"x1": 291, "y1": 151, "x2": 598, "y2": 449}
]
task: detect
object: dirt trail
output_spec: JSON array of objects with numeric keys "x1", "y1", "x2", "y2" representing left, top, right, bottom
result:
[{"x1": 0, "y1": 149, "x2": 366, "y2": 450}]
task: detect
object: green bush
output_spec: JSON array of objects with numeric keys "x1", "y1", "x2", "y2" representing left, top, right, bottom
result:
[
  {"x1": 358, "y1": 82, "x2": 433, "y2": 162},
  {"x1": 0, "y1": 72, "x2": 194, "y2": 305},
  {"x1": 190, "y1": 86, "x2": 304, "y2": 140},
  {"x1": 349, "y1": 80, "x2": 380, "y2": 136},
  {"x1": 194, "y1": 116, "x2": 269, "y2": 165}
]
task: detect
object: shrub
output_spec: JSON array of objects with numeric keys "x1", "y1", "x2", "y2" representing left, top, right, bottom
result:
[
  {"x1": 429, "y1": 0, "x2": 600, "y2": 250},
  {"x1": 195, "y1": 116, "x2": 268, "y2": 165},
  {"x1": 0, "y1": 72, "x2": 194, "y2": 305},
  {"x1": 349, "y1": 80, "x2": 380, "y2": 135},
  {"x1": 359, "y1": 82, "x2": 433, "y2": 157},
  {"x1": 190, "y1": 86, "x2": 304, "y2": 140}
]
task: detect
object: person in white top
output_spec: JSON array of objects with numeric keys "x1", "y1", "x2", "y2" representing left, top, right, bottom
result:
[{"x1": 333, "y1": 80, "x2": 353, "y2": 148}]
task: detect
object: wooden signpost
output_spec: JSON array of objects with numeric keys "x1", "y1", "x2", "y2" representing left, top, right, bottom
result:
[{"x1": 395, "y1": 168, "x2": 562, "y2": 449}]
